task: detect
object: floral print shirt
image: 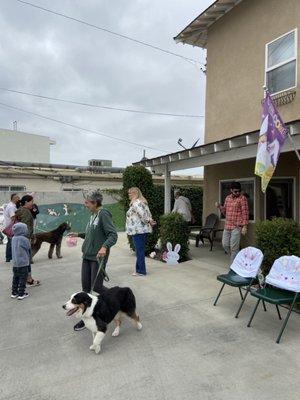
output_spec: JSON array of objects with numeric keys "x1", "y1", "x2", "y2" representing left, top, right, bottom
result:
[{"x1": 126, "y1": 199, "x2": 153, "y2": 236}]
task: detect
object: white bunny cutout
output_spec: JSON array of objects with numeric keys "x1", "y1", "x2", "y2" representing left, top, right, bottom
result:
[{"x1": 165, "y1": 242, "x2": 181, "y2": 265}]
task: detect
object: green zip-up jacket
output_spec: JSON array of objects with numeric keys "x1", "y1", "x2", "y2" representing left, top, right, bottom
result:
[
  {"x1": 15, "y1": 207, "x2": 34, "y2": 239},
  {"x1": 79, "y1": 208, "x2": 118, "y2": 261}
]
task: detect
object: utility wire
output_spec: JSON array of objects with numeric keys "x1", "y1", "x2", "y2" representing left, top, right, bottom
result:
[
  {"x1": 0, "y1": 87, "x2": 204, "y2": 118},
  {"x1": 0, "y1": 101, "x2": 171, "y2": 153},
  {"x1": 15, "y1": 0, "x2": 205, "y2": 69}
]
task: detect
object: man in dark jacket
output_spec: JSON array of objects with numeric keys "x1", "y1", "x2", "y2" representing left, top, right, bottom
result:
[{"x1": 68, "y1": 189, "x2": 118, "y2": 331}]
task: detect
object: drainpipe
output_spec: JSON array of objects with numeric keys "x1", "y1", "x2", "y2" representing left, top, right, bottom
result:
[{"x1": 164, "y1": 164, "x2": 171, "y2": 214}]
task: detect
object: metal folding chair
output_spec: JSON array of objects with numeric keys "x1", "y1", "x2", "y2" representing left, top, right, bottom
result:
[
  {"x1": 213, "y1": 247, "x2": 264, "y2": 318},
  {"x1": 247, "y1": 255, "x2": 300, "y2": 343}
]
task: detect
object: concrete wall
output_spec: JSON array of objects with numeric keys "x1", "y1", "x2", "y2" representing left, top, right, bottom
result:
[
  {"x1": 203, "y1": 152, "x2": 300, "y2": 245},
  {"x1": 0, "y1": 129, "x2": 53, "y2": 163},
  {"x1": 0, "y1": 176, "x2": 123, "y2": 192},
  {"x1": 0, "y1": 191, "x2": 119, "y2": 206},
  {"x1": 205, "y1": 0, "x2": 300, "y2": 143}
]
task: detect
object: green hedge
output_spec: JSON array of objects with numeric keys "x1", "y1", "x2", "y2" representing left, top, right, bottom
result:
[
  {"x1": 255, "y1": 218, "x2": 300, "y2": 274},
  {"x1": 159, "y1": 213, "x2": 190, "y2": 262}
]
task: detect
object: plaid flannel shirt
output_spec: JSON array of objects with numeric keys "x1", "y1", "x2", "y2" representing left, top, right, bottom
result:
[{"x1": 221, "y1": 194, "x2": 249, "y2": 230}]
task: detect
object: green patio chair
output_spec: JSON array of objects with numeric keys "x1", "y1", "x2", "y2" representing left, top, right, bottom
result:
[
  {"x1": 213, "y1": 247, "x2": 264, "y2": 318},
  {"x1": 247, "y1": 255, "x2": 300, "y2": 344}
]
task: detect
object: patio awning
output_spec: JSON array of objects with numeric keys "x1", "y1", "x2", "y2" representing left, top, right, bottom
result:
[
  {"x1": 174, "y1": 0, "x2": 243, "y2": 48},
  {"x1": 133, "y1": 121, "x2": 300, "y2": 174}
]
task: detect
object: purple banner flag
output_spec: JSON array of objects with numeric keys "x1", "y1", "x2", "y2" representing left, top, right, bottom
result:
[{"x1": 255, "y1": 91, "x2": 288, "y2": 193}]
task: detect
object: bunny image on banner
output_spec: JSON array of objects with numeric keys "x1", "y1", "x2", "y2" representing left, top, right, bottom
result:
[
  {"x1": 266, "y1": 255, "x2": 300, "y2": 292},
  {"x1": 230, "y1": 247, "x2": 264, "y2": 278},
  {"x1": 164, "y1": 242, "x2": 181, "y2": 265}
]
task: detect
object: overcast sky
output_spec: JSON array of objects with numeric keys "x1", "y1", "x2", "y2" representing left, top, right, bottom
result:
[{"x1": 0, "y1": 0, "x2": 213, "y2": 172}]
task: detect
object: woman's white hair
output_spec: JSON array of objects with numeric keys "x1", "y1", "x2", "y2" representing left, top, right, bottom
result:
[{"x1": 83, "y1": 189, "x2": 103, "y2": 205}]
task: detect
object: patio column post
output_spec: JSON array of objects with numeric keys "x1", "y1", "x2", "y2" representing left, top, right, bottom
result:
[{"x1": 164, "y1": 164, "x2": 171, "y2": 214}]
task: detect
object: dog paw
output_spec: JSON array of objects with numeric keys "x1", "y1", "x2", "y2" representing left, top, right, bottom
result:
[
  {"x1": 112, "y1": 328, "x2": 120, "y2": 337},
  {"x1": 94, "y1": 345, "x2": 101, "y2": 354},
  {"x1": 57, "y1": 256, "x2": 63, "y2": 259},
  {"x1": 89, "y1": 344, "x2": 96, "y2": 351},
  {"x1": 136, "y1": 322, "x2": 143, "y2": 331}
]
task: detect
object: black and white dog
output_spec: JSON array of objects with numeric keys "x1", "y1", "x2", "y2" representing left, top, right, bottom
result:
[{"x1": 63, "y1": 287, "x2": 142, "y2": 354}]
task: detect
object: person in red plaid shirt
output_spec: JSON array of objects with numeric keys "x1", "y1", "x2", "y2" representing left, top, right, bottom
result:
[{"x1": 216, "y1": 182, "x2": 249, "y2": 263}]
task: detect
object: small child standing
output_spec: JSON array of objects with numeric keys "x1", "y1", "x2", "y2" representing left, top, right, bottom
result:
[{"x1": 11, "y1": 222, "x2": 31, "y2": 300}]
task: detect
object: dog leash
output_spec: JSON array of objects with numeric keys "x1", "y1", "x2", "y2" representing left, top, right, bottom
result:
[{"x1": 90, "y1": 256, "x2": 110, "y2": 294}]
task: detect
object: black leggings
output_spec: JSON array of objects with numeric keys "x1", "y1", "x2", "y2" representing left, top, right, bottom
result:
[{"x1": 81, "y1": 259, "x2": 104, "y2": 294}]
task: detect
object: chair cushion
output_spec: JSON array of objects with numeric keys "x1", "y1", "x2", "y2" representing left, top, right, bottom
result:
[
  {"x1": 217, "y1": 270, "x2": 253, "y2": 287},
  {"x1": 251, "y1": 286, "x2": 300, "y2": 304}
]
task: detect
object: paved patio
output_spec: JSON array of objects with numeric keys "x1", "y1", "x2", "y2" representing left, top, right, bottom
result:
[{"x1": 0, "y1": 233, "x2": 299, "y2": 400}]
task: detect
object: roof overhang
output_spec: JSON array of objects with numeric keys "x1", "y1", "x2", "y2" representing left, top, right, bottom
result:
[
  {"x1": 174, "y1": 0, "x2": 243, "y2": 48},
  {"x1": 133, "y1": 121, "x2": 300, "y2": 174}
]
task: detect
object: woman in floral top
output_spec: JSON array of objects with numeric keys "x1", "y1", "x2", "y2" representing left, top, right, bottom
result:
[{"x1": 126, "y1": 187, "x2": 156, "y2": 276}]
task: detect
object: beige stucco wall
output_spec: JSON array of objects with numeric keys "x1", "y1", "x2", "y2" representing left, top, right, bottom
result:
[
  {"x1": 205, "y1": 0, "x2": 300, "y2": 143},
  {"x1": 203, "y1": 152, "x2": 300, "y2": 245},
  {"x1": 0, "y1": 129, "x2": 53, "y2": 163}
]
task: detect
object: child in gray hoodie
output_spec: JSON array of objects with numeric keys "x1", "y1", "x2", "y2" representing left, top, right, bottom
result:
[{"x1": 11, "y1": 222, "x2": 31, "y2": 300}]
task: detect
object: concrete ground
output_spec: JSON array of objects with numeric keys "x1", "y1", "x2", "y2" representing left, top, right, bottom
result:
[{"x1": 0, "y1": 233, "x2": 299, "y2": 400}]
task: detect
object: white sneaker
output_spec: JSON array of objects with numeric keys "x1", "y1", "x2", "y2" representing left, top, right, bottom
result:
[
  {"x1": 18, "y1": 293, "x2": 29, "y2": 300},
  {"x1": 11, "y1": 294, "x2": 18, "y2": 299}
]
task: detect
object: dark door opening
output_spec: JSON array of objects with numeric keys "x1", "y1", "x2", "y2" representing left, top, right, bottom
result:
[{"x1": 266, "y1": 178, "x2": 294, "y2": 220}]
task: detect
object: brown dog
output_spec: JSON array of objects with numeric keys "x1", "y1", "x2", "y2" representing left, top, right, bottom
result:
[{"x1": 32, "y1": 222, "x2": 70, "y2": 259}]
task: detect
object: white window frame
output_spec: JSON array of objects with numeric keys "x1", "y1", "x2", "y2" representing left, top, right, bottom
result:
[
  {"x1": 219, "y1": 178, "x2": 256, "y2": 223},
  {"x1": 264, "y1": 176, "x2": 296, "y2": 220},
  {"x1": 265, "y1": 28, "x2": 298, "y2": 96}
]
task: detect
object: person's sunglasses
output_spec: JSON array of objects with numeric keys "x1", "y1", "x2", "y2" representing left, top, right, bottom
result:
[{"x1": 232, "y1": 190, "x2": 241, "y2": 194}]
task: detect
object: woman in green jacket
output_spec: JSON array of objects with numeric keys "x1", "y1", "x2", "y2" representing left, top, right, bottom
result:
[
  {"x1": 15, "y1": 195, "x2": 40, "y2": 286},
  {"x1": 68, "y1": 189, "x2": 118, "y2": 331}
]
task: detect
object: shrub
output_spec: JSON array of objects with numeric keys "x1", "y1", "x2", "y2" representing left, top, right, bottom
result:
[
  {"x1": 159, "y1": 213, "x2": 190, "y2": 262},
  {"x1": 122, "y1": 166, "x2": 159, "y2": 254},
  {"x1": 255, "y1": 218, "x2": 300, "y2": 274}
]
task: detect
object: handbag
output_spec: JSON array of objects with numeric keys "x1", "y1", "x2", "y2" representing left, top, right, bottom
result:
[{"x1": 3, "y1": 222, "x2": 14, "y2": 237}]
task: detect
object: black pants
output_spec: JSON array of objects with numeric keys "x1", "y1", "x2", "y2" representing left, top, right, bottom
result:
[
  {"x1": 81, "y1": 259, "x2": 105, "y2": 294},
  {"x1": 6, "y1": 237, "x2": 12, "y2": 262},
  {"x1": 12, "y1": 266, "x2": 28, "y2": 296}
]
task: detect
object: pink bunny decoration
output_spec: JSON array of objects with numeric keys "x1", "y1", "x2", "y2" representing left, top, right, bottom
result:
[
  {"x1": 266, "y1": 256, "x2": 300, "y2": 292},
  {"x1": 230, "y1": 246, "x2": 263, "y2": 278}
]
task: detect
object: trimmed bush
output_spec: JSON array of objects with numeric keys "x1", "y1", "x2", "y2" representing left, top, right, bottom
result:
[
  {"x1": 159, "y1": 213, "x2": 190, "y2": 262},
  {"x1": 122, "y1": 166, "x2": 159, "y2": 254},
  {"x1": 255, "y1": 218, "x2": 300, "y2": 274}
]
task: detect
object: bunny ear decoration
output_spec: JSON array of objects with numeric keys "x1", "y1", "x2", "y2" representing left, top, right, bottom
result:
[
  {"x1": 174, "y1": 244, "x2": 181, "y2": 253},
  {"x1": 166, "y1": 242, "x2": 173, "y2": 252}
]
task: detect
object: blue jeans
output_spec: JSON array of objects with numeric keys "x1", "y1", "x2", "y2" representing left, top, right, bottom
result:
[{"x1": 133, "y1": 233, "x2": 148, "y2": 275}]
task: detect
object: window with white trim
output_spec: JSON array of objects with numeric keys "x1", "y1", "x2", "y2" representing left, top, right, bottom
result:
[
  {"x1": 219, "y1": 179, "x2": 255, "y2": 221},
  {"x1": 265, "y1": 29, "x2": 297, "y2": 94}
]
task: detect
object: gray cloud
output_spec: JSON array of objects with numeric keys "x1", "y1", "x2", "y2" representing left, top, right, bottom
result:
[{"x1": 0, "y1": 0, "x2": 213, "y2": 171}]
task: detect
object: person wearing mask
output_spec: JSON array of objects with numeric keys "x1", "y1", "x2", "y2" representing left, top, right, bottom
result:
[
  {"x1": 68, "y1": 189, "x2": 118, "y2": 331},
  {"x1": 172, "y1": 189, "x2": 194, "y2": 224},
  {"x1": 126, "y1": 187, "x2": 156, "y2": 276},
  {"x1": 3, "y1": 193, "x2": 20, "y2": 262},
  {"x1": 216, "y1": 181, "x2": 249, "y2": 263},
  {"x1": 15, "y1": 195, "x2": 40, "y2": 287}
]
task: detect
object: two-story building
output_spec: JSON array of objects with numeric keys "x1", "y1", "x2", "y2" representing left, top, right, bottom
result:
[{"x1": 135, "y1": 0, "x2": 300, "y2": 244}]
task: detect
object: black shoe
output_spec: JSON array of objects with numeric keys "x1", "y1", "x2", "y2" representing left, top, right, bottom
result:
[{"x1": 74, "y1": 320, "x2": 86, "y2": 331}]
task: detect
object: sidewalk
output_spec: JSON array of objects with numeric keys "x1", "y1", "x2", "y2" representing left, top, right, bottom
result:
[{"x1": 0, "y1": 233, "x2": 299, "y2": 400}]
